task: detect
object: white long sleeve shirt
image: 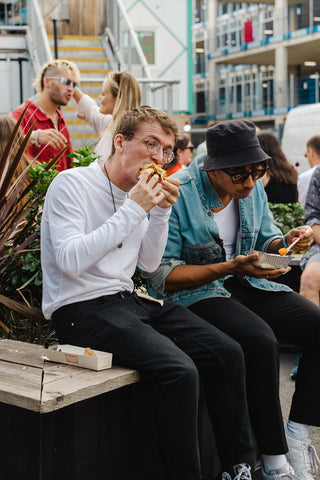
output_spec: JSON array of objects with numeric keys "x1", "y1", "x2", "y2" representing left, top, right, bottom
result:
[
  {"x1": 76, "y1": 94, "x2": 113, "y2": 162},
  {"x1": 41, "y1": 161, "x2": 172, "y2": 319}
]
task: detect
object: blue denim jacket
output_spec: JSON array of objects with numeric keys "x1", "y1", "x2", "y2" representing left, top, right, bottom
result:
[{"x1": 145, "y1": 156, "x2": 291, "y2": 307}]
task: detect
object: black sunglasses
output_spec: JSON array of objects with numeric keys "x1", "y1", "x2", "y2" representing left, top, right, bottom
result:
[
  {"x1": 222, "y1": 163, "x2": 268, "y2": 184},
  {"x1": 185, "y1": 146, "x2": 195, "y2": 153}
]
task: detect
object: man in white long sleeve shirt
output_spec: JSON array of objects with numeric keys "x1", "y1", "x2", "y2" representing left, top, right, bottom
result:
[{"x1": 41, "y1": 106, "x2": 255, "y2": 480}]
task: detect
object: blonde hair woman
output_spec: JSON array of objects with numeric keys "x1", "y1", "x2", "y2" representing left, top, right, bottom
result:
[{"x1": 74, "y1": 71, "x2": 141, "y2": 162}]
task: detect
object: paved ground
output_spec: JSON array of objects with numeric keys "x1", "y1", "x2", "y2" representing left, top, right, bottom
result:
[{"x1": 279, "y1": 353, "x2": 320, "y2": 479}]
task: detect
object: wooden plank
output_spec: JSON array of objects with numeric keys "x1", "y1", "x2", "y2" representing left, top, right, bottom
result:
[
  {"x1": 41, "y1": 365, "x2": 140, "y2": 413},
  {"x1": 0, "y1": 338, "x2": 42, "y2": 350},
  {"x1": 0, "y1": 360, "x2": 42, "y2": 411},
  {"x1": 0, "y1": 339, "x2": 45, "y2": 368},
  {"x1": 0, "y1": 339, "x2": 141, "y2": 413}
]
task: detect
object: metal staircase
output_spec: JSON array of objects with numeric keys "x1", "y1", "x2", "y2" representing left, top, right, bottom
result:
[
  {"x1": 1, "y1": 0, "x2": 180, "y2": 151},
  {"x1": 47, "y1": 34, "x2": 112, "y2": 150}
]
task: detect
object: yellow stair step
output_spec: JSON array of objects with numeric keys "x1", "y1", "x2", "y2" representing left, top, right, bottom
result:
[
  {"x1": 51, "y1": 46, "x2": 104, "y2": 51},
  {"x1": 81, "y1": 82, "x2": 102, "y2": 86},
  {"x1": 66, "y1": 119, "x2": 90, "y2": 125},
  {"x1": 80, "y1": 68, "x2": 111, "y2": 74},
  {"x1": 48, "y1": 35, "x2": 100, "y2": 41},
  {"x1": 63, "y1": 57, "x2": 109, "y2": 63},
  {"x1": 70, "y1": 133, "x2": 98, "y2": 139}
]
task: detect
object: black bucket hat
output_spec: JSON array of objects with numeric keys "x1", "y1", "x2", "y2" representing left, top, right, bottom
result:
[{"x1": 201, "y1": 120, "x2": 271, "y2": 171}]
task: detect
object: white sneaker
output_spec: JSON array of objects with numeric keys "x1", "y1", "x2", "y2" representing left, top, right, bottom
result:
[
  {"x1": 285, "y1": 425, "x2": 320, "y2": 480},
  {"x1": 261, "y1": 463, "x2": 298, "y2": 480},
  {"x1": 221, "y1": 463, "x2": 252, "y2": 480}
]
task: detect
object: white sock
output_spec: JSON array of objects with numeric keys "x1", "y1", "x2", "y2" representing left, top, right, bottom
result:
[
  {"x1": 286, "y1": 420, "x2": 310, "y2": 441},
  {"x1": 261, "y1": 454, "x2": 288, "y2": 474}
]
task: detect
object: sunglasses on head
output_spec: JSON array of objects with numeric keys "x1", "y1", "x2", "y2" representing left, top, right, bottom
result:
[
  {"x1": 114, "y1": 72, "x2": 122, "y2": 85},
  {"x1": 222, "y1": 163, "x2": 268, "y2": 184},
  {"x1": 48, "y1": 76, "x2": 77, "y2": 89}
]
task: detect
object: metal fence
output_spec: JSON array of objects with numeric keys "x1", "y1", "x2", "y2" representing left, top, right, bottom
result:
[{"x1": 206, "y1": 74, "x2": 320, "y2": 122}]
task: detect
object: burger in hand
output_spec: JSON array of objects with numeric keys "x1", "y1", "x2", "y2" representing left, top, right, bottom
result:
[{"x1": 139, "y1": 163, "x2": 167, "y2": 184}]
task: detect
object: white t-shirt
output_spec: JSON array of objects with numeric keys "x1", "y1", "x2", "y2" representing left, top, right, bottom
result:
[
  {"x1": 214, "y1": 198, "x2": 239, "y2": 260},
  {"x1": 41, "y1": 161, "x2": 172, "y2": 319},
  {"x1": 76, "y1": 94, "x2": 113, "y2": 162},
  {"x1": 298, "y1": 166, "x2": 318, "y2": 206}
]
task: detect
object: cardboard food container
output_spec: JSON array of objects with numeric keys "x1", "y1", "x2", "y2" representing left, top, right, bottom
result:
[
  {"x1": 245, "y1": 250, "x2": 291, "y2": 270},
  {"x1": 45, "y1": 344, "x2": 113, "y2": 371}
]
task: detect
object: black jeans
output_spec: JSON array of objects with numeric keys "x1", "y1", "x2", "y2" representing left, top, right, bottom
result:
[
  {"x1": 189, "y1": 277, "x2": 320, "y2": 456},
  {"x1": 52, "y1": 292, "x2": 255, "y2": 480}
]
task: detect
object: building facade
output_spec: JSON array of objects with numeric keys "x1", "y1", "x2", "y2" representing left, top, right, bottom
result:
[
  {"x1": 121, "y1": 0, "x2": 193, "y2": 116},
  {"x1": 192, "y1": 0, "x2": 320, "y2": 141}
]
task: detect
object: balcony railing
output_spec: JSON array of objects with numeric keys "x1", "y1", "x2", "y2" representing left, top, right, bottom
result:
[
  {"x1": 0, "y1": 0, "x2": 27, "y2": 27},
  {"x1": 192, "y1": 74, "x2": 320, "y2": 123},
  {"x1": 204, "y1": 1, "x2": 320, "y2": 59}
]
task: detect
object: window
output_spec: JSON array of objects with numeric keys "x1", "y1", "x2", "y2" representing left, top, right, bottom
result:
[
  {"x1": 123, "y1": 31, "x2": 155, "y2": 65},
  {"x1": 195, "y1": 40, "x2": 205, "y2": 74},
  {"x1": 194, "y1": 0, "x2": 208, "y2": 24}
]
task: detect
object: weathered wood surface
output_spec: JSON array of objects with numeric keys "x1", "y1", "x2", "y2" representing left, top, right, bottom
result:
[
  {"x1": 0, "y1": 360, "x2": 42, "y2": 411},
  {"x1": 0, "y1": 340, "x2": 218, "y2": 479},
  {"x1": 41, "y1": 363, "x2": 140, "y2": 413},
  {"x1": 0, "y1": 338, "x2": 44, "y2": 367},
  {"x1": 0, "y1": 339, "x2": 140, "y2": 413}
]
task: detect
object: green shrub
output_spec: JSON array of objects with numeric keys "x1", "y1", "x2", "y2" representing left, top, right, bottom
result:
[
  {"x1": 0, "y1": 144, "x2": 100, "y2": 344},
  {"x1": 0, "y1": 144, "x2": 147, "y2": 343},
  {"x1": 268, "y1": 202, "x2": 305, "y2": 234}
]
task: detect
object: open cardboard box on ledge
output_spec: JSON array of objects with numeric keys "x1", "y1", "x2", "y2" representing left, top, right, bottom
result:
[{"x1": 45, "y1": 344, "x2": 113, "y2": 371}]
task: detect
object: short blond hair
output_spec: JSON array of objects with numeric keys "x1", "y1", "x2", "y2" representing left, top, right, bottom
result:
[
  {"x1": 33, "y1": 59, "x2": 81, "y2": 93},
  {"x1": 110, "y1": 105, "x2": 179, "y2": 156}
]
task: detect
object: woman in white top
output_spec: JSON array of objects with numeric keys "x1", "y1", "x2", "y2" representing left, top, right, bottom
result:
[{"x1": 73, "y1": 71, "x2": 141, "y2": 162}]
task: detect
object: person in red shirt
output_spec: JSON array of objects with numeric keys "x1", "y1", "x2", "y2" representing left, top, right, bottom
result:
[
  {"x1": 12, "y1": 59, "x2": 80, "y2": 171},
  {"x1": 165, "y1": 133, "x2": 194, "y2": 176}
]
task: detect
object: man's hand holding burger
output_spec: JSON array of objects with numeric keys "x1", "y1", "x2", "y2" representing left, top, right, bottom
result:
[
  {"x1": 157, "y1": 176, "x2": 180, "y2": 209},
  {"x1": 129, "y1": 163, "x2": 180, "y2": 212}
]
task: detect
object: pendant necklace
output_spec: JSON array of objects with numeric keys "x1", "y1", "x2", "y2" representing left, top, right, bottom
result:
[{"x1": 103, "y1": 163, "x2": 123, "y2": 249}]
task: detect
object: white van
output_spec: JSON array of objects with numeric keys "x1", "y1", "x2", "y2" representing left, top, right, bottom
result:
[{"x1": 281, "y1": 103, "x2": 320, "y2": 173}]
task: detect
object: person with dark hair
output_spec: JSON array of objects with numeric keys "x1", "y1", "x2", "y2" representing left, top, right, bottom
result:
[
  {"x1": 11, "y1": 59, "x2": 80, "y2": 171},
  {"x1": 41, "y1": 107, "x2": 256, "y2": 480},
  {"x1": 145, "y1": 120, "x2": 320, "y2": 480},
  {"x1": 257, "y1": 130, "x2": 298, "y2": 203},
  {"x1": 166, "y1": 133, "x2": 194, "y2": 175},
  {"x1": 298, "y1": 136, "x2": 320, "y2": 206}
]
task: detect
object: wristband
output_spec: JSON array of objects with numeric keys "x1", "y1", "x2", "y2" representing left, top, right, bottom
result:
[
  {"x1": 283, "y1": 235, "x2": 288, "y2": 248},
  {"x1": 35, "y1": 129, "x2": 41, "y2": 147}
]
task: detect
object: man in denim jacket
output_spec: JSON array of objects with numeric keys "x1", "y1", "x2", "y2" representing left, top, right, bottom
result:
[{"x1": 145, "y1": 120, "x2": 320, "y2": 480}]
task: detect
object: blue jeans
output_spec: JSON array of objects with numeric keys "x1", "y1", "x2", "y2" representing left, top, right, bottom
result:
[{"x1": 52, "y1": 292, "x2": 255, "y2": 480}]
